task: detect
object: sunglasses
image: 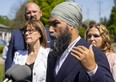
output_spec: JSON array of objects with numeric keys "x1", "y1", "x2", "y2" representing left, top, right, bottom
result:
[{"x1": 87, "y1": 34, "x2": 100, "y2": 38}]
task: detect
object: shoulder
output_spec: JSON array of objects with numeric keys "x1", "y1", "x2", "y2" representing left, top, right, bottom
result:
[
  {"x1": 12, "y1": 29, "x2": 22, "y2": 34},
  {"x1": 107, "y1": 52, "x2": 116, "y2": 57},
  {"x1": 39, "y1": 46, "x2": 50, "y2": 57},
  {"x1": 76, "y1": 37, "x2": 90, "y2": 48},
  {"x1": 107, "y1": 52, "x2": 116, "y2": 62},
  {"x1": 40, "y1": 46, "x2": 50, "y2": 52},
  {"x1": 11, "y1": 29, "x2": 23, "y2": 37},
  {"x1": 11, "y1": 29, "x2": 24, "y2": 41}
]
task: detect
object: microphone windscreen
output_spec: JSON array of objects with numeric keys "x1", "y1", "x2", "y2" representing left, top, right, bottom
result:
[
  {"x1": 5, "y1": 64, "x2": 21, "y2": 78},
  {"x1": 10, "y1": 65, "x2": 31, "y2": 81}
]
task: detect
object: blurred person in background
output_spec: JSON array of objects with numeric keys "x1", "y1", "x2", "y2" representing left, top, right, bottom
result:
[
  {"x1": 2, "y1": 37, "x2": 11, "y2": 60},
  {"x1": 85, "y1": 24, "x2": 116, "y2": 81}
]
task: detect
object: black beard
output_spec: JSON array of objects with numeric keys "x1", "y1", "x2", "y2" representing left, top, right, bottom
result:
[{"x1": 50, "y1": 27, "x2": 72, "y2": 58}]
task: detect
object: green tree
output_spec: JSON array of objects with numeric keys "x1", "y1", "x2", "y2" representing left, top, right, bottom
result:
[
  {"x1": 78, "y1": 26, "x2": 86, "y2": 38},
  {"x1": 107, "y1": 7, "x2": 116, "y2": 41},
  {"x1": 100, "y1": 17, "x2": 108, "y2": 26},
  {"x1": 0, "y1": 16, "x2": 11, "y2": 26},
  {"x1": 10, "y1": 3, "x2": 26, "y2": 30},
  {"x1": 108, "y1": 7, "x2": 116, "y2": 26}
]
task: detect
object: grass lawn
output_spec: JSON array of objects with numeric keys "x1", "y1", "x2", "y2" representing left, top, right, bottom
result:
[
  {"x1": 0, "y1": 53, "x2": 4, "y2": 82},
  {"x1": 0, "y1": 64, "x2": 4, "y2": 82}
]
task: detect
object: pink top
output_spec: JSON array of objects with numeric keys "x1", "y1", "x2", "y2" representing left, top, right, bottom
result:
[{"x1": 106, "y1": 52, "x2": 116, "y2": 82}]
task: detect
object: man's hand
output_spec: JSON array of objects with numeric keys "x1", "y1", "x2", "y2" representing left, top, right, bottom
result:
[{"x1": 71, "y1": 45, "x2": 96, "y2": 72}]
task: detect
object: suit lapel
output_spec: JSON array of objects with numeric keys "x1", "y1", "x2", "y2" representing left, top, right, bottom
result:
[
  {"x1": 55, "y1": 38, "x2": 87, "y2": 82},
  {"x1": 46, "y1": 51, "x2": 58, "y2": 82},
  {"x1": 55, "y1": 54, "x2": 79, "y2": 81}
]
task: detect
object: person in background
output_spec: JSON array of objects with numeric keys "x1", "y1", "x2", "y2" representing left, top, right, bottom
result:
[
  {"x1": 2, "y1": 37, "x2": 11, "y2": 60},
  {"x1": 2, "y1": 45, "x2": 8, "y2": 60},
  {"x1": 46, "y1": 1, "x2": 114, "y2": 82},
  {"x1": 5, "y1": 2, "x2": 51, "y2": 71},
  {"x1": 85, "y1": 24, "x2": 116, "y2": 82}
]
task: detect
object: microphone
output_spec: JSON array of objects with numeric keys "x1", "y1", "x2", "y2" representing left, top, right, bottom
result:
[
  {"x1": 5, "y1": 64, "x2": 31, "y2": 81},
  {"x1": 5, "y1": 64, "x2": 21, "y2": 78}
]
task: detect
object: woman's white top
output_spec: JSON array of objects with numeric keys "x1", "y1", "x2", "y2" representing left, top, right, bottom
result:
[{"x1": 12, "y1": 46, "x2": 50, "y2": 82}]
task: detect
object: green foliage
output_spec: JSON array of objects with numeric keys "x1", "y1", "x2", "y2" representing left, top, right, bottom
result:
[
  {"x1": 108, "y1": 7, "x2": 116, "y2": 26},
  {"x1": 107, "y1": 7, "x2": 116, "y2": 41},
  {"x1": 0, "y1": 46, "x2": 4, "y2": 53},
  {"x1": 0, "y1": 16, "x2": 10, "y2": 26},
  {"x1": 100, "y1": 17, "x2": 108, "y2": 26},
  {"x1": 10, "y1": 3, "x2": 26, "y2": 30},
  {"x1": 78, "y1": 27, "x2": 86, "y2": 38},
  {"x1": 108, "y1": 25, "x2": 116, "y2": 41},
  {"x1": 0, "y1": 64, "x2": 4, "y2": 82}
]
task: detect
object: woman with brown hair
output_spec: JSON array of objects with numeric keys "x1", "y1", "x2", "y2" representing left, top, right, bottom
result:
[
  {"x1": 11, "y1": 20, "x2": 50, "y2": 82},
  {"x1": 85, "y1": 24, "x2": 116, "y2": 81}
]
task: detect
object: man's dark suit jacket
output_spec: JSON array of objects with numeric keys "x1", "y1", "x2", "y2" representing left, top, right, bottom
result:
[
  {"x1": 46, "y1": 38, "x2": 114, "y2": 82},
  {"x1": 5, "y1": 29, "x2": 26, "y2": 71}
]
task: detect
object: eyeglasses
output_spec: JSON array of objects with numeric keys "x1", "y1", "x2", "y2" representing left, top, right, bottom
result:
[
  {"x1": 87, "y1": 34, "x2": 100, "y2": 38},
  {"x1": 24, "y1": 29, "x2": 37, "y2": 34}
]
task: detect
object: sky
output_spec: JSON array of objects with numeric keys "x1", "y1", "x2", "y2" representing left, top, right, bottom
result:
[
  {"x1": 0, "y1": 0, "x2": 26, "y2": 19},
  {"x1": 75, "y1": 0, "x2": 115, "y2": 22},
  {"x1": 0, "y1": 0, "x2": 115, "y2": 23}
]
